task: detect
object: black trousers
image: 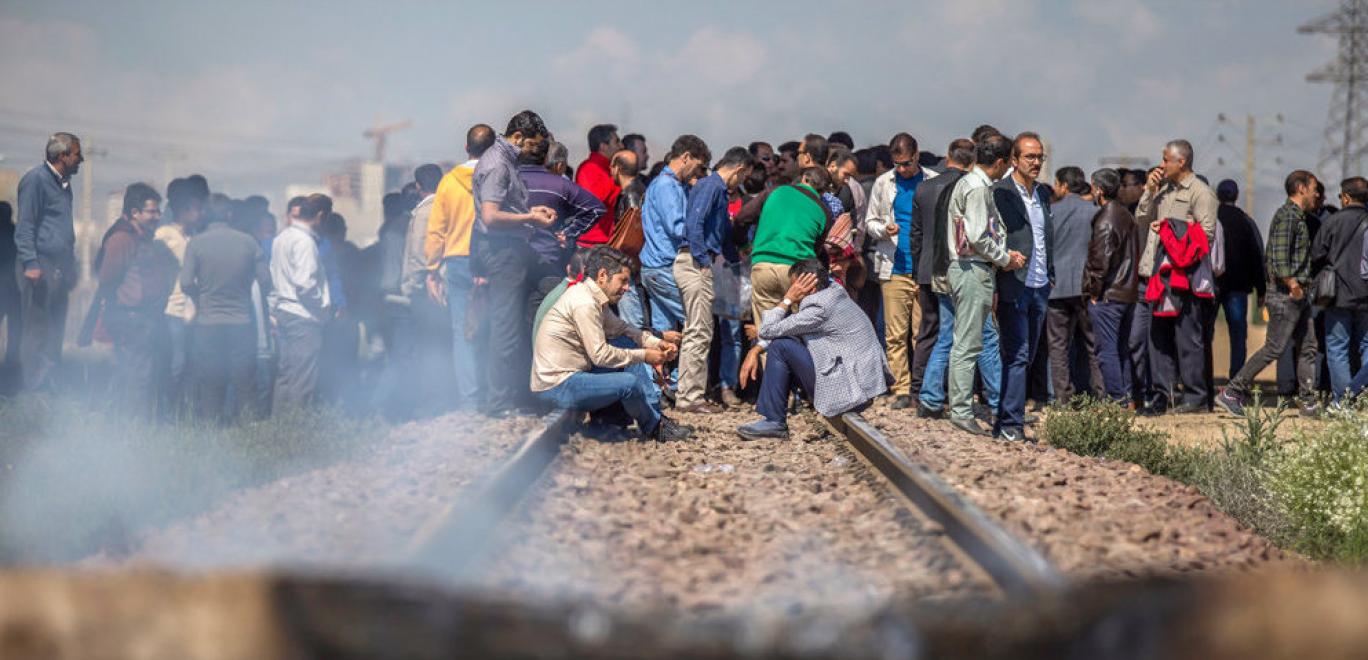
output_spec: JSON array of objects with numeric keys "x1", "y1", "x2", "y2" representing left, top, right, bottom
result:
[
  {"x1": 908, "y1": 284, "x2": 939, "y2": 397},
  {"x1": 476, "y1": 238, "x2": 535, "y2": 412},
  {"x1": 1150, "y1": 294, "x2": 1212, "y2": 407},
  {"x1": 1046, "y1": 297, "x2": 1103, "y2": 404},
  {"x1": 105, "y1": 308, "x2": 161, "y2": 418},
  {"x1": 192, "y1": 323, "x2": 257, "y2": 424}
]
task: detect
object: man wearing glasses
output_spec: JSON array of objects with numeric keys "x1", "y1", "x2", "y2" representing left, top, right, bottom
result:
[{"x1": 990, "y1": 132, "x2": 1055, "y2": 441}]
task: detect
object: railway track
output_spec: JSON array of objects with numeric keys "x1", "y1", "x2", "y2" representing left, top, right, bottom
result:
[{"x1": 407, "y1": 408, "x2": 1062, "y2": 601}]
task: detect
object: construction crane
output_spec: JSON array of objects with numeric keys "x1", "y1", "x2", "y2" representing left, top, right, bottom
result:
[{"x1": 363, "y1": 117, "x2": 412, "y2": 163}]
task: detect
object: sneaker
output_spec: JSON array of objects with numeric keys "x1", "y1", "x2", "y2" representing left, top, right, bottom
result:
[
  {"x1": 1299, "y1": 403, "x2": 1323, "y2": 420},
  {"x1": 675, "y1": 401, "x2": 724, "y2": 414},
  {"x1": 737, "y1": 419, "x2": 789, "y2": 440},
  {"x1": 720, "y1": 388, "x2": 743, "y2": 408},
  {"x1": 950, "y1": 417, "x2": 990, "y2": 436},
  {"x1": 651, "y1": 415, "x2": 694, "y2": 442},
  {"x1": 1214, "y1": 389, "x2": 1245, "y2": 417},
  {"x1": 916, "y1": 402, "x2": 945, "y2": 419},
  {"x1": 889, "y1": 394, "x2": 913, "y2": 410},
  {"x1": 996, "y1": 426, "x2": 1028, "y2": 442}
]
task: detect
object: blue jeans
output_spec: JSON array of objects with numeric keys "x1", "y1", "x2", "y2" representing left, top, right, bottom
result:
[
  {"x1": 1219, "y1": 291, "x2": 1250, "y2": 377},
  {"x1": 1323, "y1": 308, "x2": 1368, "y2": 401},
  {"x1": 538, "y1": 370, "x2": 661, "y2": 437},
  {"x1": 756, "y1": 337, "x2": 815, "y2": 424},
  {"x1": 640, "y1": 266, "x2": 686, "y2": 333},
  {"x1": 718, "y1": 318, "x2": 743, "y2": 390},
  {"x1": 996, "y1": 282, "x2": 1050, "y2": 432},
  {"x1": 919, "y1": 293, "x2": 1001, "y2": 411},
  {"x1": 1129, "y1": 280, "x2": 1153, "y2": 402},
  {"x1": 618, "y1": 284, "x2": 646, "y2": 329},
  {"x1": 443, "y1": 256, "x2": 481, "y2": 409},
  {"x1": 1089, "y1": 300, "x2": 1134, "y2": 402}
]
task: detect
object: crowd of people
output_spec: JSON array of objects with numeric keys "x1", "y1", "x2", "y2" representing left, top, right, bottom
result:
[{"x1": 7, "y1": 117, "x2": 1368, "y2": 440}]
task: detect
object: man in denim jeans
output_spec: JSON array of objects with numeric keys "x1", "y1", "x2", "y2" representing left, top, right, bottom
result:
[{"x1": 532, "y1": 248, "x2": 692, "y2": 441}]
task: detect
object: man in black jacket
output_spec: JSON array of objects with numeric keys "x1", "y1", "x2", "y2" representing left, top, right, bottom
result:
[
  {"x1": 1213, "y1": 180, "x2": 1266, "y2": 378},
  {"x1": 991, "y1": 132, "x2": 1054, "y2": 441},
  {"x1": 906, "y1": 138, "x2": 972, "y2": 409},
  {"x1": 1310, "y1": 176, "x2": 1368, "y2": 404},
  {"x1": 1083, "y1": 169, "x2": 1140, "y2": 403}
]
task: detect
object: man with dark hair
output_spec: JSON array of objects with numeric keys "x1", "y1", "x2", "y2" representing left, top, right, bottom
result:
[
  {"x1": 1310, "y1": 176, "x2": 1368, "y2": 404},
  {"x1": 270, "y1": 193, "x2": 333, "y2": 410},
  {"x1": 609, "y1": 147, "x2": 650, "y2": 330},
  {"x1": 749, "y1": 141, "x2": 777, "y2": 179},
  {"x1": 776, "y1": 140, "x2": 801, "y2": 183},
  {"x1": 532, "y1": 246, "x2": 690, "y2": 441},
  {"x1": 180, "y1": 194, "x2": 270, "y2": 424},
  {"x1": 915, "y1": 138, "x2": 996, "y2": 419},
  {"x1": 736, "y1": 258, "x2": 889, "y2": 439},
  {"x1": 827, "y1": 131, "x2": 855, "y2": 151},
  {"x1": 623, "y1": 131, "x2": 648, "y2": 171},
  {"x1": 156, "y1": 177, "x2": 207, "y2": 412},
  {"x1": 519, "y1": 137, "x2": 607, "y2": 326},
  {"x1": 575, "y1": 123, "x2": 624, "y2": 248},
  {"x1": 946, "y1": 135, "x2": 1022, "y2": 436},
  {"x1": 796, "y1": 133, "x2": 829, "y2": 170},
  {"x1": 1084, "y1": 168, "x2": 1140, "y2": 403},
  {"x1": 424, "y1": 124, "x2": 491, "y2": 410},
  {"x1": 15, "y1": 132, "x2": 82, "y2": 390},
  {"x1": 639, "y1": 135, "x2": 711, "y2": 353},
  {"x1": 93, "y1": 183, "x2": 176, "y2": 417},
  {"x1": 1218, "y1": 171, "x2": 1320, "y2": 417},
  {"x1": 473, "y1": 110, "x2": 561, "y2": 415},
  {"x1": 1213, "y1": 179, "x2": 1266, "y2": 378},
  {"x1": 970, "y1": 124, "x2": 1002, "y2": 144},
  {"x1": 1137, "y1": 139, "x2": 1220, "y2": 414},
  {"x1": 990, "y1": 132, "x2": 1054, "y2": 440},
  {"x1": 864, "y1": 132, "x2": 936, "y2": 408},
  {"x1": 674, "y1": 146, "x2": 753, "y2": 412},
  {"x1": 1045, "y1": 166, "x2": 1102, "y2": 404}
]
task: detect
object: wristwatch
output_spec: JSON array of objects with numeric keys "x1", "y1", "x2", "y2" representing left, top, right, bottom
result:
[{"x1": 780, "y1": 298, "x2": 793, "y2": 308}]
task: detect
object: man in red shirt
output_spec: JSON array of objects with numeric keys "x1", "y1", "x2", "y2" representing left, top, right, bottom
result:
[{"x1": 574, "y1": 123, "x2": 624, "y2": 247}]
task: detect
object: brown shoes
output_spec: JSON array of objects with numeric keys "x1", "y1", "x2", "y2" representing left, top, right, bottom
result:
[{"x1": 675, "y1": 401, "x2": 724, "y2": 414}]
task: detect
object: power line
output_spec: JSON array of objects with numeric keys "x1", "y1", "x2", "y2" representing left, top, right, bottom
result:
[{"x1": 1300, "y1": 0, "x2": 1368, "y2": 181}]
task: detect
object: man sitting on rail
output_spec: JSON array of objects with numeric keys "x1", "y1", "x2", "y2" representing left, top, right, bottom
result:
[
  {"x1": 736, "y1": 258, "x2": 891, "y2": 440},
  {"x1": 532, "y1": 246, "x2": 693, "y2": 441}
]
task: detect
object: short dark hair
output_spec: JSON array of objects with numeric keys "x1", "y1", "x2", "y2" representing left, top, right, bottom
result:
[
  {"x1": 585, "y1": 246, "x2": 632, "y2": 280},
  {"x1": 1342, "y1": 177, "x2": 1368, "y2": 205},
  {"x1": 414, "y1": 164, "x2": 443, "y2": 193},
  {"x1": 1216, "y1": 178, "x2": 1240, "y2": 203},
  {"x1": 186, "y1": 175, "x2": 210, "y2": 200},
  {"x1": 800, "y1": 166, "x2": 832, "y2": 192},
  {"x1": 888, "y1": 132, "x2": 918, "y2": 157},
  {"x1": 467, "y1": 124, "x2": 495, "y2": 158},
  {"x1": 826, "y1": 148, "x2": 856, "y2": 170},
  {"x1": 1285, "y1": 170, "x2": 1316, "y2": 196},
  {"x1": 801, "y1": 133, "x2": 829, "y2": 165},
  {"x1": 946, "y1": 139, "x2": 975, "y2": 167},
  {"x1": 383, "y1": 192, "x2": 411, "y2": 221},
  {"x1": 716, "y1": 146, "x2": 755, "y2": 170},
  {"x1": 747, "y1": 141, "x2": 772, "y2": 156},
  {"x1": 976, "y1": 135, "x2": 1012, "y2": 167},
  {"x1": 1120, "y1": 169, "x2": 1147, "y2": 187},
  {"x1": 668, "y1": 134, "x2": 711, "y2": 164},
  {"x1": 588, "y1": 124, "x2": 618, "y2": 154},
  {"x1": 787, "y1": 258, "x2": 831, "y2": 291},
  {"x1": 854, "y1": 148, "x2": 877, "y2": 175},
  {"x1": 122, "y1": 182, "x2": 161, "y2": 217},
  {"x1": 827, "y1": 131, "x2": 855, "y2": 150},
  {"x1": 1056, "y1": 166, "x2": 1089, "y2": 195},
  {"x1": 971, "y1": 124, "x2": 1002, "y2": 144},
  {"x1": 622, "y1": 133, "x2": 646, "y2": 150},
  {"x1": 518, "y1": 136, "x2": 551, "y2": 165},
  {"x1": 299, "y1": 193, "x2": 333, "y2": 221},
  {"x1": 568, "y1": 247, "x2": 593, "y2": 277},
  {"x1": 323, "y1": 211, "x2": 347, "y2": 238},
  {"x1": 610, "y1": 149, "x2": 639, "y2": 177},
  {"x1": 504, "y1": 110, "x2": 548, "y2": 139},
  {"x1": 872, "y1": 145, "x2": 893, "y2": 170},
  {"x1": 777, "y1": 140, "x2": 800, "y2": 157},
  {"x1": 166, "y1": 178, "x2": 194, "y2": 213},
  {"x1": 287, "y1": 196, "x2": 306, "y2": 213},
  {"x1": 1011, "y1": 132, "x2": 1043, "y2": 159},
  {"x1": 1091, "y1": 168, "x2": 1121, "y2": 200}
]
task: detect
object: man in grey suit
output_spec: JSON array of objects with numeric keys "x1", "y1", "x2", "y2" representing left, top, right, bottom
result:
[
  {"x1": 1045, "y1": 166, "x2": 1103, "y2": 404},
  {"x1": 737, "y1": 258, "x2": 890, "y2": 440}
]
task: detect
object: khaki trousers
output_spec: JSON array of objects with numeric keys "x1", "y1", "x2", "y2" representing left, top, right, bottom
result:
[
  {"x1": 673, "y1": 252, "x2": 715, "y2": 407},
  {"x1": 750, "y1": 261, "x2": 792, "y2": 323},
  {"x1": 947, "y1": 261, "x2": 996, "y2": 421},
  {"x1": 881, "y1": 274, "x2": 922, "y2": 396}
]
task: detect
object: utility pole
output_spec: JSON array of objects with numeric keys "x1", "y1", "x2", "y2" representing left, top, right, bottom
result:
[
  {"x1": 1300, "y1": 0, "x2": 1368, "y2": 182},
  {"x1": 362, "y1": 116, "x2": 412, "y2": 163},
  {"x1": 1245, "y1": 115, "x2": 1256, "y2": 216}
]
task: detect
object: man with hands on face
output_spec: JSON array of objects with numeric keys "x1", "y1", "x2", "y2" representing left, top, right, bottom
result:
[
  {"x1": 532, "y1": 247, "x2": 693, "y2": 442},
  {"x1": 735, "y1": 258, "x2": 891, "y2": 440}
]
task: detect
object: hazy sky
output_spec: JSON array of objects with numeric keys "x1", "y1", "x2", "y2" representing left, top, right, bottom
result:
[{"x1": 0, "y1": 0, "x2": 1346, "y2": 228}]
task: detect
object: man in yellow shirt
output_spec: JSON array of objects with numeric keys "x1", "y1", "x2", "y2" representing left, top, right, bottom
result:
[{"x1": 422, "y1": 124, "x2": 494, "y2": 410}]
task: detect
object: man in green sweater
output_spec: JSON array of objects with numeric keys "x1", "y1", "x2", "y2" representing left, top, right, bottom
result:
[{"x1": 749, "y1": 166, "x2": 833, "y2": 322}]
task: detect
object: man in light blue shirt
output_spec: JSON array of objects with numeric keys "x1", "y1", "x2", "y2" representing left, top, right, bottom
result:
[{"x1": 639, "y1": 135, "x2": 710, "y2": 336}]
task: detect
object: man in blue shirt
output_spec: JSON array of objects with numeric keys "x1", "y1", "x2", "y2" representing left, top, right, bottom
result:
[
  {"x1": 639, "y1": 134, "x2": 710, "y2": 336},
  {"x1": 863, "y1": 133, "x2": 937, "y2": 409},
  {"x1": 673, "y1": 146, "x2": 754, "y2": 413}
]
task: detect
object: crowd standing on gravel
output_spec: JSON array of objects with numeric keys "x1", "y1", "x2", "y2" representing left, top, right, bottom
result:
[{"x1": 7, "y1": 118, "x2": 1368, "y2": 441}]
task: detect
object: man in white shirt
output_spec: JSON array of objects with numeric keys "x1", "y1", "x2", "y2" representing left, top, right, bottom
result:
[{"x1": 270, "y1": 193, "x2": 332, "y2": 410}]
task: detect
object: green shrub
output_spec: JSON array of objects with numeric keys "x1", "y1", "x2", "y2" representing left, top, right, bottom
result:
[
  {"x1": 1266, "y1": 411, "x2": 1368, "y2": 563},
  {"x1": 1042, "y1": 396, "x2": 1198, "y2": 480}
]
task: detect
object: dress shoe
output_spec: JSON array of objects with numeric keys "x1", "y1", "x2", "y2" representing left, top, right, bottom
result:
[
  {"x1": 916, "y1": 402, "x2": 945, "y2": 419},
  {"x1": 652, "y1": 415, "x2": 695, "y2": 441},
  {"x1": 719, "y1": 387, "x2": 743, "y2": 408},
  {"x1": 950, "y1": 417, "x2": 990, "y2": 436},
  {"x1": 675, "y1": 401, "x2": 724, "y2": 414},
  {"x1": 889, "y1": 394, "x2": 913, "y2": 410},
  {"x1": 1170, "y1": 400, "x2": 1207, "y2": 415},
  {"x1": 737, "y1": 419, "x2": 790, "y2": 440}
]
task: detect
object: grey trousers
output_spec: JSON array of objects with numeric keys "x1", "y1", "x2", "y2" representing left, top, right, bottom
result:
[
  {"x1": 273, "y1": 312, "x2": 323, "y2": 411},
  {"x1": 1227, "y1": 291, "x2": 1318, "y2": 402},
  {"x1": 947, "y1": 261, "x2": 996, "y2": 421},
  {"x1": 1046, "y1": 296, "x2": 1103, "y2": 404}
]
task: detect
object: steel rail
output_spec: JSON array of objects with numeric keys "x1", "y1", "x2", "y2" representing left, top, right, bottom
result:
[{"x1": 830, "y1": 412, "x2": 1065, "y2": 600}]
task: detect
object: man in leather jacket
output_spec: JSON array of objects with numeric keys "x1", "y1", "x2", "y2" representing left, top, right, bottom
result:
[{"x1": 1082, "y1": 168, "x2": 1139, "y2": 403}]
